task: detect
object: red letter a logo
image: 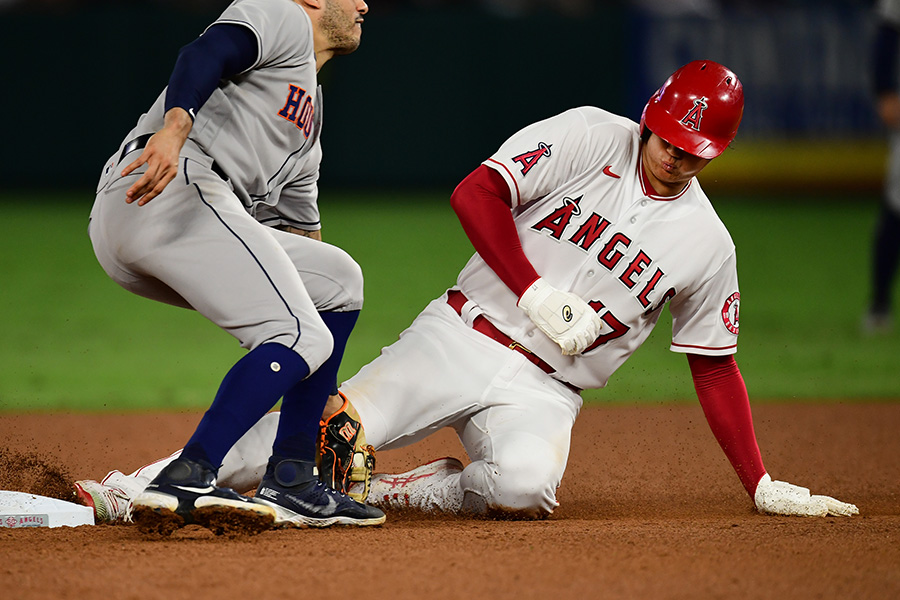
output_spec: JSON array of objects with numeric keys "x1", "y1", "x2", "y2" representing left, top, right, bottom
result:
[
  {"x1": 512, "y1": 142, "x2": 552, "y2": 175},
  {"x1": 680, "y1": 97, "x2": 708, "y2": 131}
]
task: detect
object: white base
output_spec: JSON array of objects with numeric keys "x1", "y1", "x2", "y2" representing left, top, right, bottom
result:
[{"x1": 0, "y1": 490, "x2": 95, "y2": 528}]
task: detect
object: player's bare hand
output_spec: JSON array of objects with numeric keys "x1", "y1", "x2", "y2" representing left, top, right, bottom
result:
[
  {"x1": 123, "y1": 108, "x2": 192, "y2": 206},
  {"x1": 517, "y1": 277, "x2": 604, "y2": 355},
  {"x1": 122, "y1": 140, "x2": 179, "y2": 205},
  {"x1": 754, "y1": 473, "x2": 858, "y2": 517}
]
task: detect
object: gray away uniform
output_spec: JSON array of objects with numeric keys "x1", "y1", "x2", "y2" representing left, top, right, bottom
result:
[{"x1": 89, "y1": 0, "x2": 362, "y2": 373}]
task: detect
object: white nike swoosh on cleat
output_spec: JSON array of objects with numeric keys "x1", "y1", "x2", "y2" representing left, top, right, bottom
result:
[
  {"x1": 171, "y1": 485, "x2": 216, "y2": 495},
  {"x1": 288, "y1": 493, "x2": 338, "y2": 516}
]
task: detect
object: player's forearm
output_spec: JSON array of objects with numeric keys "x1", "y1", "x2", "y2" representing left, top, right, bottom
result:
[
  {"x1": 450, "y1": 165, "x2": 539, "y2": 297},
  {"x1": 688, "y1": 354, "x2": 766, "y2": 499},
  {"x1": 161, "y1": 107, "x2": 193, "y2": 145}
]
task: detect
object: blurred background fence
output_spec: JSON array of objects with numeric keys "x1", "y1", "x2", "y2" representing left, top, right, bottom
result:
[{"x1": 0, "y1": 0, "x2": 886, "y2": 194}]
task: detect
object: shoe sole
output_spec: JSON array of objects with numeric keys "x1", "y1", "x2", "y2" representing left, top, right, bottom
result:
[
  {"x1": 131, "y1": 491, "x2": 276, "y2": 537},
  {"x1": 192, "y1": 505, "x2": 275, "y2": 536},
  {"x1": 254, "y1": 498, "x2": 386, "y2": 528},
  {"x1": 130, "y1": 504, "x2": 186, "y2": 537}
]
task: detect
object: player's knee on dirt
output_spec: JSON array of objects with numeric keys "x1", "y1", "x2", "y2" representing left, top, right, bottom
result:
[{"x1": 460, "y1": 451, "x2": 560, "y2": 519}]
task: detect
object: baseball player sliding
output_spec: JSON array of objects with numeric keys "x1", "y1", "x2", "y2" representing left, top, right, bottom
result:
[
  {"x1": 78, "y1": 60, "x2": 857, "y2": 522},
  {"x1": 86, "y1": 0, "x2": 384, "y2": 535}
]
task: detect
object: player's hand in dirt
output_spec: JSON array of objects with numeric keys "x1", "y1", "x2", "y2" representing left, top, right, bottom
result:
[
  {"x1": 754, "y1": 473, "x2": 859, "y2": 517},
  {"x1": 123, "y1": 108, "x2": 193, "y2": 206},
  {"x1": 517, "y1": 277, "x2": 604, "y2": 355}
]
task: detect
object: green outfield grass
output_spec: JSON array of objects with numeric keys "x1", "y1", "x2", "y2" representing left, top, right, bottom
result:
[{"x1": 0, "y1": 190, "x2": 897, "y2": 413}]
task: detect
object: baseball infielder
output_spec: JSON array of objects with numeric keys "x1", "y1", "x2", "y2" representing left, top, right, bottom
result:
[
  {"x1": 866, "y1": 0, "x2": 900, "y2": 332},
  {"x1": 78, "y1": 60, "x2": 857, "y2": 521},
  {"x1": 86, "y1": 0, "x2": 384, "y2": 534}
]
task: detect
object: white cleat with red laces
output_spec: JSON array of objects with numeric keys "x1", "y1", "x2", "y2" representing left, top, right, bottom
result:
[{"x1": 366, "y1": 457, "x2": 464, "y2": 513}]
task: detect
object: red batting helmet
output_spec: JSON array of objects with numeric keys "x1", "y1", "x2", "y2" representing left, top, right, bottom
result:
[{"x1": 640, "y1": 60, "x2": 744, "y2": 159}]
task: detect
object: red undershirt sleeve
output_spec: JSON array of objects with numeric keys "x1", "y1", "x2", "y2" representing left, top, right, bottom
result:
[
  {"x1": 449, "y1": 165, "x2": 540, "y2": 298},
  {"x1": 688, "y1": 353, "x2": 767, "y2": 499}
]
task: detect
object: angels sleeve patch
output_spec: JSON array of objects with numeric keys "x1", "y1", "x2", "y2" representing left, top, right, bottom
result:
[
  {"x1": 721, "y1": 292, "x2": 740, "y2": 335},
  {"x1": 512, "y1": 142, "x2": 552, "y2": 175}
]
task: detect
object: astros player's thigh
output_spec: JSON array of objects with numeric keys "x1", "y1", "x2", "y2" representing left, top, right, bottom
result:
[
  {"x1": 90, "y1": 161, "x2": 332, "y2": 369},
  {"x1": 90, "y1": 170, "x2": 195, "y2": 310},
  {"x1": 457, "y1": 361, "x2": 581, "y2": 518},
  {"x1": 340, "y1": 297, "x2": 512, "y2": 451},
  {"x1": 268, "y1": 227, "x2": 363, "y2": 313}
]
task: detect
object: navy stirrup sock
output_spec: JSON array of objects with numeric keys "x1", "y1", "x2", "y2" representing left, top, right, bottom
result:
[
  {"x1": 272, "y1": 310, "x2": 360, "y2": 464},
  {"x1": 182, "y1": 342, "x2": 310, "y2": 470}
]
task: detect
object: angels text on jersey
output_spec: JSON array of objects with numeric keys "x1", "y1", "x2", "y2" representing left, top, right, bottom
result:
[{"x1": 530, "y1": 195, "x2": 676, "y2": 315}]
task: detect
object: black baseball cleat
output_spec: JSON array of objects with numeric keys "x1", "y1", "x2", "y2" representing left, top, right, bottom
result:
[
  {"x1": 253, "y1": 459, "x2": 385, "y2": 528},
  {"x1": 130, "y1": 457, "x2": 275, "y2": 537}
]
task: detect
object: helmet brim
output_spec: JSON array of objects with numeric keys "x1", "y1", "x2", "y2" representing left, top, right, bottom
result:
[{"x1": 643, "y1": 104, "x2": 730, "y2": 159}]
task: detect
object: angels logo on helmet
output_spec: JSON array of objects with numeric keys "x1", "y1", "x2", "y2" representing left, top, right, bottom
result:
[
  {"x1": 639, "y1": 60, "x2": 744, "y2": 159},
  {"x1": 680, "y1": 97, "x2": 708, "y2": 132}
]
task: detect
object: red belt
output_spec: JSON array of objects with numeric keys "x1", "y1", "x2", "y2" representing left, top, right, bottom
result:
[{"x1": 447, "y1": 289, "x2": 556, "y2": 375}]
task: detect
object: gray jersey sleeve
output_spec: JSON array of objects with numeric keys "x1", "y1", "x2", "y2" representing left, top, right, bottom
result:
[
  {"x1": 213, "y1": 0, "x2": 313, "y2": 70},
  {"x1": 188, "y1": 0, "x2": 321, "y2": 210},
  {"x1": 122, "y1": 0, "x2": 323, "y2": 223}
]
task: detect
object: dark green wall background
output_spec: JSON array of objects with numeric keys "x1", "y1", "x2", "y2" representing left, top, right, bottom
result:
[
  {"x1": 3, "y1": 4, "x2": 880, "y2": 192},
  {"x1": 316, "y1": 9, "x2": 627, "y2": 188},
  {"x1": 0, "y1": 6, "x2": 626, "y2": 190},
  {"x1": 1, "y1": 8, "x2": 214, "y2": 188}
]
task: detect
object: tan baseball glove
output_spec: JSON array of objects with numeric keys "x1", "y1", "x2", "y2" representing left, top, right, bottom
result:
[{"x1": 317, "y1": 392, "x2": 375, "y2": 503}]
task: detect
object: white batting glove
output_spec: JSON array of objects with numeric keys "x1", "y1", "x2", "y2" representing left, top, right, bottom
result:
[
  {"x1": 517, "y1": 278, "x2": 604, "y2": 355},
  {"x1": 753, "y1": 473, "x2": 859, "y2": 517}
]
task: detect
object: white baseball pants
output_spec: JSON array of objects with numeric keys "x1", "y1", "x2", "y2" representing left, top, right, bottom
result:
[{"x1": 106, "y1": 294, "x2": 582, "y2": 517}]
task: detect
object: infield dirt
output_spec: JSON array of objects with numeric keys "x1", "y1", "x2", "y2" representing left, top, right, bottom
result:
[{"x1": 1, "y1": 403, "x2": 897, "y2": 600}]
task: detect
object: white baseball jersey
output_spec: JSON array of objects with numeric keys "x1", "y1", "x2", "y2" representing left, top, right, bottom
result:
[{"x1": 458, "y1": 106, "x2": 740, "y2": 390}]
